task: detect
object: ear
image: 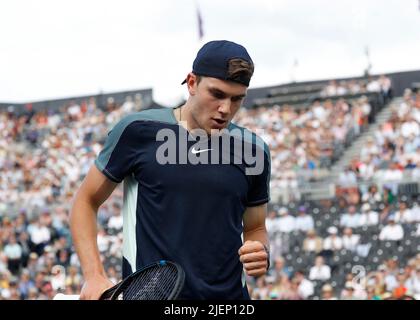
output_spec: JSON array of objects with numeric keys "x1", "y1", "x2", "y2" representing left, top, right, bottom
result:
[{"x1": 186, "y1": 73, "x2": 198, "y2": 96}]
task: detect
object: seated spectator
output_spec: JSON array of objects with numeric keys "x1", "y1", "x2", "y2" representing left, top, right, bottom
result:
[
  {"x1": 358, "y1": 156, "x2": 376, "y2": 181},
  {"x1": 3, "y1": 234, "x2": 23, "y2": 275},
  {"x1": 269, "y1": 256, "x2": 293, "y2": 281},
  {"x1": 378, "y1": 75, "x2": 392, "y2": 99},
  {"x1": 251, "y1": 276, "x2": 270, "y2": 300},
  {"x1": 410, "y1": 202, "x2": 420, "y2": 222},
  {"x1": 367, "y1": 77, "x2": 381, "y2": 92},
  {"x1": 323, "y1": 226, "x2": 343, "y2": 251},
  {"x1": 361, "y1": 184, "x2": 383, "y2": 206},
  {"x1": 366, "y1": 285, "x2": 381, "y2": 300},
  {"x1": 340, "y1": 205, "x2": 362, "y2": 229},
  {"x1": 385, "y1": 258, "x2": 400, "y2": 274},
  {"x1": 65, "y1": 266, "x2": 82, "y2": 292},
  {"x1": 359, "y1": 203, "x2": 379, "y2": 226},
  {"x1": 321, "y1": 80, "x2": 338, "y2": 97},
  {"x1": 379, "y1": 216, "x2": 404, "y2": 241},
  {"x1": 356, "y1": 242, "x2": 372, "y2": 258},
  {"x1": 340, "y1": 283, "x2": 358, "y2": 300},
  {"x1": 342, "y1": 227, "x2": 360, "y2": 252},
  {"x1": 391, "y1": 272, "x2": 409, "y2": 299},
  {"x1": 50, "y1": 265, "x2": 66, "y2": 292},
  {"x1": 382, "y1": 186, "x2": 397, "y2": 205},
  {"x1": 309, "y1": 256, "x2": 331, "y2": 281},
  {"x1": 400, "y1": 115, "x2": 419, "y2": 139},
  {"x1": 344, "y1": 273, "x2": 367, "y2": 299},
  {"x1": 303, "y1": 229, "x2": 323, "y2": 254},
  {"x1": 320, "y1": 283, "x2": 337, "y2": 300},
  {"x1": 347, "y1": 80, "x2": 361, "y2": 94},
  {"x1": 359, "y1": 96, "x2": 372, "y2": 124},
  {"x1": 277, "y1": 277, "x2": 302, "y2": 300},
  {"x1": 394, "y1": 201, "x2": 415, "y2": 224},
  {"x1": 405, "y1": 266, "x2": 420, "y2": 296},
  {"x1": 338, "y1": 167, "x2": 357, "y2": 188},
  {"x1": 96, "y1": 228, "x2": 110, "y2": 253},
  {"x1": 27, "y1": 219, "x2": 51, "y2": 256},
  {"x1": 107, "y1": 204, "x2": 123, "y2": 232},
  {"x1": 380, "y1": 162, "x2": 403, "y2": 194},
  {"x1": 277, "y1": 207, "x2": 295, "y2": 233},
  {"x1": 266, "y1": 210, "x2": 280, "y2": 236},
  {"x1": 382, "y1": 266, "x2": 398, "y2": 293},
  {"x1": 294, "y1": 206, "x2": 314, "y2": 232},
  {"x1": 266, "y1": 210, "x2": 283, "y2": 260},
  {"x1": 367, "y1": 268, "x2": 387, "y2": 296},
  {"x1": 17, "y1": 270, "x2": 35, "y2": 300},
  {"x1": 360, "y1": 137, "x2": 380, "y2": 161},
  {"x1": 337, "y1": 197, "x2": 349, "y2": 213},
  {"x1": 293, "y1": 270, "x2": 314, "y2": 299}
]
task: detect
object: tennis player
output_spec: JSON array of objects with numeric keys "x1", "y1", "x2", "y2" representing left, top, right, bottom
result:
[{"x1": 70, "y1": 40, "x2": 271, "y2": 299}]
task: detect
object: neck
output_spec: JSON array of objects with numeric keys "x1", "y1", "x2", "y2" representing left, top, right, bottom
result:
[{"x1": 175, "y1": 102, "x2": 199, "y2": 132}]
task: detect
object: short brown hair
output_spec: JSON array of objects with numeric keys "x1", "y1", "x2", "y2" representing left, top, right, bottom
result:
[
  {"x1": 195, "y1": 58, "x2": 254, "y2": 85},
  {"x1": 227, "y1": 58, "x2": 254, "y2": 84}
]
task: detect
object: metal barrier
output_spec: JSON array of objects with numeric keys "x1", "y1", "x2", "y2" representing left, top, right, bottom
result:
[{"x1": 271, "y1": 174, "x2": 420, "y2": 203}]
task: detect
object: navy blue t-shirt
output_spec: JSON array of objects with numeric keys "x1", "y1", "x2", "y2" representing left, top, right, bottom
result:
[{"x1": 95, "y1": 107, "x2": 271, "y2": 299}]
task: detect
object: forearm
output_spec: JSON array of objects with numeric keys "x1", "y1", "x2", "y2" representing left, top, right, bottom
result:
[
  {"x1": 240, "y1": 204, "x2": 270, "y2": 274},
  {"x1": 243, "y1": 226, "x2": 269, "y2": 250},
  {"x1": 240, "y1": 227, "x2": 270, "y2": 275},
  {"x1": 70, "y1": 197, "x2": 105, "y2": 280}
]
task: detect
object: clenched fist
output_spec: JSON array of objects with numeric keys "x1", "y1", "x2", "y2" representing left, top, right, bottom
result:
[{"x1": 238, "y1": 240, "x2": 269, "y2": 277}]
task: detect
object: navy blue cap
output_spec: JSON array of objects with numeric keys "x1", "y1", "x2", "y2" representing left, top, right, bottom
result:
[{"x1": 182, "y1": 40, "x2": 253, "y2": 87}]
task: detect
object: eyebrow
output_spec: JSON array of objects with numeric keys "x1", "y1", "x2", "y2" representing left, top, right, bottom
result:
[{"x1": 209, "y1": 87, "x2": 246, "y2": 99}]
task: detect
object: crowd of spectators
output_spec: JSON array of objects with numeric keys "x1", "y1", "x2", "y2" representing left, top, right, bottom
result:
[
  {"x1": 234, "y1": 95, "x2": 373, "y2": 201},
  {"x1": 249, "y1": 253, "x2": 420, "y2": 300},
  {"x1": 247, "y1": 193, "x2": 420, "y2": 300},
  {"x1": 0, "y1": 79, "x2": 418, "y2": 300},
  {"x1": 338, "y1": 88, "x2": 420, "y2": 190},
  {"x1": 320, "y1": 75, "x2": 392, "y2": 100},
  {"x1": 0, "y1": 95, "x2": 142, "y2": 299}
]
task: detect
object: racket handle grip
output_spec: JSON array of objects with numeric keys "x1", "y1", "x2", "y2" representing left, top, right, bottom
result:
[{"x1": 99, "y1": 284, "x2": 118, "y2": 300}]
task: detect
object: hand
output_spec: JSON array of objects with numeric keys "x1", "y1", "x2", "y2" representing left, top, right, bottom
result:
[
  {"x1": 79, "y1": 274, "x2": 115, "y2": 300},
  {"x1": 238, "y1": 240, "x2": 269, "y2": 277}
]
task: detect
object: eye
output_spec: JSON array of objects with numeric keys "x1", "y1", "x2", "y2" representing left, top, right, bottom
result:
[
  {"x1": 232, "y1": 96, "x2": 244, "y2": 102},
  {"x1": 211, "y1": 91, "x2": 225, "y2": 99}
]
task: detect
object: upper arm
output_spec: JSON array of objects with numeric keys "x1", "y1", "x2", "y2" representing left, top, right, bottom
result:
[
  {"x1": 95, "y1": 116, "x2": 142, "y2": 183},
  {"x1": 75, "y1": 164, "x2": 119, "y2": 210},
  {"x1": 243, "y1": 203, "x2": 268, "y2": 234}
]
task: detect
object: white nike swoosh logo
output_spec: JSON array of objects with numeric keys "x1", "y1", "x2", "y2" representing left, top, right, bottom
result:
[{"x1": 191, "y1": 147, "x2": 213, "y2": 154}]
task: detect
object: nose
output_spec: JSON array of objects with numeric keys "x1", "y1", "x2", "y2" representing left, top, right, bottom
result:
[{"x1": 217, "y1": 98, "x2": 231, "y2": 117}]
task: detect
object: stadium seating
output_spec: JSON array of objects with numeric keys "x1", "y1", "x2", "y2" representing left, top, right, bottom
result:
[{"x1": 0, "y1": 75, "x2": 419, "y2": 300}]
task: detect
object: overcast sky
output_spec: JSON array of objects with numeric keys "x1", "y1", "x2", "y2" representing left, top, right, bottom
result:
[{"x1": 1, "y1": 0, "x2": 420, "y2": 107}]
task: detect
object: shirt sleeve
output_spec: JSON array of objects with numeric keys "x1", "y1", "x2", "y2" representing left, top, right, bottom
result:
[
  {"x1": 246, "y1": 142, "x2": 271, "y2": 207},
  {"x1": 95, "y1": 116, "x2": 141, "y2": 183}
]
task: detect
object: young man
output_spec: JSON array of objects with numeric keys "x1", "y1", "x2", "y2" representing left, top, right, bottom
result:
[{"x1": 70, "y1": 40, "x2": 271, "y2": 299}]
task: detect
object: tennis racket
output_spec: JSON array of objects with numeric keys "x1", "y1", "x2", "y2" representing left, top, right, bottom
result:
[{"x1": 54, "y1": 260, "x2": 185, "y2": 300}]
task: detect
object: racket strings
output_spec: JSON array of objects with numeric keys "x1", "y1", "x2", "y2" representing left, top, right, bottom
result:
[{"x1": 121, "y1": 264, "x2": 179, "y2": 300}]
